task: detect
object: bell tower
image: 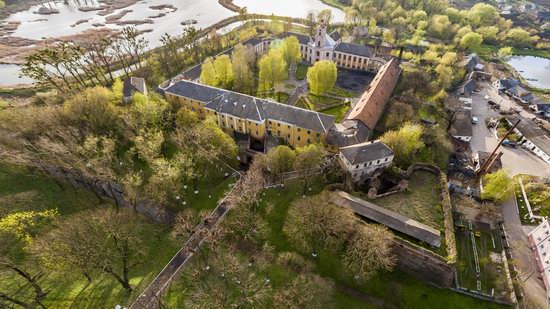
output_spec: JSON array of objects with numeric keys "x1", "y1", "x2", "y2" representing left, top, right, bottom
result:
[{"x1": 314, "y1": 20, "x2": 327, "y2": 48}]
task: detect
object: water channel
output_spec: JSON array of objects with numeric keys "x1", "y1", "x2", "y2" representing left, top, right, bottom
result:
[{"x1": 0, "y1": 0, "x2": 344, "y2": 86}]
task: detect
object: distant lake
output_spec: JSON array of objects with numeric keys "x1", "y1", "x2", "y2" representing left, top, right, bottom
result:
[
  {"x1": 0, "y1": 0, "x2": 344, "y2": 86},
  {"x1": 507, "y1": 55, "x2": 550, "y2": 90}
]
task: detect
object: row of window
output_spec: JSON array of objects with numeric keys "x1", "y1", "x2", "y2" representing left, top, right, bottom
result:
[{"x1": 353, "y1": 157, "x2": 390, "y2": 169}]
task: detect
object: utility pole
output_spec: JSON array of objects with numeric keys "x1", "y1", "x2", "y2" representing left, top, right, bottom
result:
[{"x1": 477, "y1": 119, "x2": 521, "y2": 177}]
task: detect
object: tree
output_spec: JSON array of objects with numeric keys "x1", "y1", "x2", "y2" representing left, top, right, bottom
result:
[
  {"x1": 214, "y1": 55, "x2": 234, "y2": 89},
  {"x1": 0, "y1": 232, "x2": 48, "y2": 308},
  {"x1": 273, "y1": 274, "x2": 332, "y2": 309},
  {"x1": 476, "y1": 26, "x2": 499, "y2": 44},
  {"x1": 257, "y1": 48, "x2": 288, "y2": 94},
  {"x1": 0, "y1": 209, "x2": 58, "y2": 244},
  {"x1": 481, "y1": 170, "x2": 514, "y2": 204},
  {"x1": 497, "y1": 47, "x2": 513, "y2": 61},
  {"x1": 231, "y1": 44, "x2": 255, "y2": 94},
  {"x1": 343, "y1": 224, "x2": 395, "y2": 282},
  {"x1": 183, "y1": 248, "x2": 272, "y2": 308},
  {"x1": 383, "y1": 101, "x2": 415, "y2": 129},
  {"x1": 440, "y1": 52, "x2": 458, "y2": 67},
  {"x1": 132, "y1": 129, "x2": 164, "y2": 164},
  {"x1": 294, "y1": 144, "x2": 324, "y2": 193},
  {"x1": 317, "y1": 9, "x2": 332, "y2": 25},
  {"x1": 379, "y1": 122, "x2": 424, "y2": 167},
  {"x1": 112, "y1": 78, "x2": 124, "y2": 102},
  {"x1": 130, "y1": 93, "x2": 171, "y2": 128},
  {"x1": 307, "y1": 60, "x2": 337, "y2": 96},
  {"x1": 266, "y1": 145, "x2": 296, "y2": 180},
  {"x1": 33, "y1": 208, "x2": 152, "y2": 291},
  {"x1": 382, "y1": 29, "x2": 395, "y2": 44},
  {"x1": 368, "y1": 17, "x2": 377, "y2": 36},
  {"x1": 62, "y1": 86, "x2": 120, "y2": 135},
  {"x1": 460, "y1": 32, "x2": 483, "y2": 51},
  {"x1": 284, "y1": 192, "x2": 355, "y2": 255},
  {"x1": 200, "y1": 57, "x2": 217, "y2": 86},
  {"x1": 281, "y1": 36, "x2": 302, "y2": 68},
  {"x1": 505, "y1": 28, "x2": 537, "y2": 48}
]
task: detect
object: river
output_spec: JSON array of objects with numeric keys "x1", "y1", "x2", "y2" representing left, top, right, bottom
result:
[
  {"x1": 507, "y1": 55, "x2": 550, "y2": 90},
  {"x1": 0, "y1": 0, "x2": 344, "y2": 86}
]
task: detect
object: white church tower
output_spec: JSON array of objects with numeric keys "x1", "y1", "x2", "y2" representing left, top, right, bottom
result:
[{"x1": 307, "y1": 20, "x2": 336, "y2": 64}]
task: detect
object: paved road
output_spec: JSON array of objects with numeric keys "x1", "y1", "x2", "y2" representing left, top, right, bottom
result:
[
  {"x1": 469, "y1": 81, "x2": 550, "y2": 178},
  {"x1": 471, "y1": 81, "x2": 549, "y2": 307},
  {"x1": 502, "y1": 198, "x2": 547, "y2": 308}
]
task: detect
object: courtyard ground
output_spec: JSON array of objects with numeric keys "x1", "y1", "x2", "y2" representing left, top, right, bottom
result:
[{"x1": 369, "y1": 170, "x2": 445, "y2": 230}]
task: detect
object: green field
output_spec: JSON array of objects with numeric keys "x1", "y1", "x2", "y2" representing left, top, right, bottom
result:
[{"x1": 320, "y1": 104, "x2": 350, "y2": 122}]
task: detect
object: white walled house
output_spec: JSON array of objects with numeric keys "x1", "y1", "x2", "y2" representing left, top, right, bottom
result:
[
  {"x1": 339, "y1": 140, "x2": 394, "y2": 183},
  {"x1": 450, "y1": 110, "x2": 473, "y2": 142},
  {"x1": 506, "y1": 116, "x2": 550, "y2": 165},
  {"x1": 528, "y1": 218, "x2": 550, "y2": 297}
]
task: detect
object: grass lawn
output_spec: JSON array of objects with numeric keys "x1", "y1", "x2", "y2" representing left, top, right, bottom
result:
[
  {"x1": 256, "y1": 180, "x2": 506, "y2": 308},
  {"x1": 328, "y1": 86, "x2": 358, "y2": 98},
  {"x1": 173, "y1": 175, "x2": 236, "y2": 212},
  {"x1": 0, "y1": 164, "x2": 181, "y2": 308},
  {"x1": 307, "y1": 93, "x2": 342, "y2": 106},
  {"x1": 370, "y1": 170, "x2": 445, "y2": 230},
  {"x1": 295, "y1": 97, "x2": 313, "y2": 110},
  {"x1": 514, "y1": 175, "x2": 550, "y2": 225},
  {"x1": 320, "y1": 104, "x2": 350, "y2": 122},
  {"x1": 0, "y1": 164, "x2": 101, "y2": 216},
  {"x1": 295, "y1": 63, "x2": 310, "y2": 80}
]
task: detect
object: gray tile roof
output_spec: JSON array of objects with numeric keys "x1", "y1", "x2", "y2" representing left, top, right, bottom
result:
[
  {"x1": 163, "y1": 80, "x2": 335, "y2": 132},
  {"x1": 329, "y1": 30, "x2": 341, "y2": 42},
  {"x1": 123, "y1": 77, "x2": 146, "y2": 98},
  {"x1": 335, "y1": 42, "x2": 375, "y2": 58},
  {"x1": 325, "y1": 119, "x2": 371, "y2": 148},
  {"x1": 279, "y1": 32, "x2": 311, "y2": 45},
  {"x1": 507, "y1": 115, "x2": 550, "y2": 155},
  {"x1": 458, "y1": 79, "x2": 477, "y2": 96},
  {"x1": 450, "y1": 109, "x2": 473, "y2": 138},
  {"x1": 339, "y1": 140, "x2": 393, "y2": 165}
]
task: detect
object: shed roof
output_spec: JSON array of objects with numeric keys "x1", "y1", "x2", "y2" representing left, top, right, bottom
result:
[
  {"x1": 123, "y1": 77, "x2": 146, "y2": 98},
  {"x1": 450, "y1": 109, "x2": 473, "y2": 138},
  {"x1": 333, "y1": 191, "x2": 442, "y2": 247}
]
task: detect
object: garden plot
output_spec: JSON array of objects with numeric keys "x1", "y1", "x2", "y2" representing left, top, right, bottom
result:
[{"x1": 455, "y1": 220, "x2": 508, "y2": 298}]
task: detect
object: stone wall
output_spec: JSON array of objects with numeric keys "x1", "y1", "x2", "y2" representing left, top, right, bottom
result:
[{"x1": 392, "y1": 237, "x2": 456, "y2": 287}]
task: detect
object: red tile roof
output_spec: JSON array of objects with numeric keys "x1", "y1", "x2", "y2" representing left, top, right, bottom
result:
[{"x1": 346, "y1": 58, "x2": 401, "y2": 130}]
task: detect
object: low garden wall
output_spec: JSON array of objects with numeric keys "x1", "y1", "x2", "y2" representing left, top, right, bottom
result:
[{"x1": 392, "y1": 236, "x2": 456, "y2": 287}]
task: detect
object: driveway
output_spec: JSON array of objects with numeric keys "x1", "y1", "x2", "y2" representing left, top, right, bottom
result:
[{"x1": 469, "y1": 81, "x2": 550, "y2": 178}]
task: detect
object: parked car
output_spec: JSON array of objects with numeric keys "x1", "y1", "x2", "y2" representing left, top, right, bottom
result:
[
  {"x1": 471, "y1": 116, "x2": 478, "y2": 124},
  {"x1": 502, "y1": 140, "x2": 517, "y2": 147}
]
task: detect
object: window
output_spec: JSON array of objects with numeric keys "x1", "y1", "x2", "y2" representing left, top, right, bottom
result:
[
  {"x1": 316, "y1": 51, "x2": 320, "y2": 57},
  {"x1": 326, "y1": 52, "x2": 329, "y2": 57},
  {"x1": 316, "y1": 133, "x2": 320, "y2": 137},
  {"x1": 287, "y1": 125, "x2": 290, "y2": 129},
  {"x1": 377, "y1": 160, "x2": 380, "y2": 164},
  {"x1": 355, "y1": 165, "x2": 359, "y2": 169},
  {"x1": 297, "y1": 128, "x2": 301, "y2": 132},
  {"x1": 297, "y1": 136, "x2": 301, "y2": 141},
  {"x1": 214, "y1": 112, "x2": 217, "y2": 115},
  {"x1": 385, "y1": 158, "x2": 389, "y2": 162},
  {"x1": 255, "y1": 123, "x2": 258, "y2": 127},
  {"x1": 307, "y1": 130, "x2": 311, "y2": 134},
  {"x1": 256, "y1": 131, "x2": 258, "y2": 135},
  {"x1": 287, "y1": 134, "x2": 290, "y2": 138},
  {"x1": 269, "y1": 121, "x2": 272, "y2": 125},
  {"x1": 277, "y1": 123, "x2": 281, "y2": 127},
  {"x1": 317, "y1": 42, "x2": 320, "y2": 47},
  {"x1": 368, "y1": 162, "x2": 372, "y2": 166},
  {"x1": 307, "y1": 138, "x2": 310, "y2": 143},
  {"x1": 230, "y1": 124, "x2": 234, "y2": 129}
]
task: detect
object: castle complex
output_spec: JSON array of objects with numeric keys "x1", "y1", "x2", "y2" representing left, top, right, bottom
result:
[{"x1": 159, "y1": 24, "x2": 401, "y2": 174}]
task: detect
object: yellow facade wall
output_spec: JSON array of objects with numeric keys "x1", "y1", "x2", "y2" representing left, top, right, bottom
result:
[{"x1": 166, "y1": 92, "x2": 325, "y2": 149}]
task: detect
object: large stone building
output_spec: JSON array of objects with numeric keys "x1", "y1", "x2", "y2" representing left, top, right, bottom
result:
[
  {"x1": 161, "y1": 24, "x2": 401, "y2": 180},
  {"x1": 160, "y1": 80, "x2": 334, "y2": 151}
]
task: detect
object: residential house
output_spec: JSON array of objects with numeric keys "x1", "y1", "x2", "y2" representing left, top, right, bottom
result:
[
  {"x1": 123, "y1": 77, "x2": 147, "y2": 102},
  {"x1": 493, "y1": 78, "x2": 520, "y2": 92},
  {"x1": 457, "y1": 79, "x2": 477, "y2": 97},
  {"x1": 507, "y1": 85, "x2": 534, "y2": 104},
  {"x1": 506, "y1": 116, "x2": 550, "y2": 164},
  {"x1": 338, "y1": 140, "x2": 394, "y2": 183},
  {"x1": 527, "y1": 218, "x2": 550, "y2": 297},
  {"x1": 450, "y1": 109, "x2": 473, "y2": 142}
]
